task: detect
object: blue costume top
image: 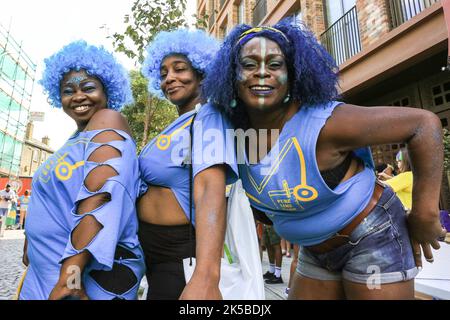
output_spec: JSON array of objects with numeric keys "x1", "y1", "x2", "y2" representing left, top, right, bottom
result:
[
  {"x1": 20, "y1": 128, "x2": 145, "y2": 300},
  {"x1": 19, "y1": 195, "x2": 30, "y2": 210},
  {"x1": 139, "y1": 103, "x2": 238, "y2": 224},
  {"x1": 239, "y1": 101, "x2": 376, "y2": 246}
]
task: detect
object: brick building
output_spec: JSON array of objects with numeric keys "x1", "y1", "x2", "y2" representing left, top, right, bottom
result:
[
  {"x1": 19, "y1": 121, "x2": 54, "y2": 178},
  {"x1": 198, "y1": 0, "x2": 450, "y2": 208}
]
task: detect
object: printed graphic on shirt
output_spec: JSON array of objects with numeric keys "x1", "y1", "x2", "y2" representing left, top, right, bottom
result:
[
  {"x1": 39, "y1": 138, "x2": 90, "y2": 183},
  {"x1": 156, "y1": 117, "x2": 193, "y2": 151},
  {"x1": 245, "y1": 137, "x2": 318, "y2": 212}
]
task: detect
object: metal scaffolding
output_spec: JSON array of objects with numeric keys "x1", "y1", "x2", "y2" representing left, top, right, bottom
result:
[{"x1": 0, "y1": 23, "x2": 36, "y2": 178}]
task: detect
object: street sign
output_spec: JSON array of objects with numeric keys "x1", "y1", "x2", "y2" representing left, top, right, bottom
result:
[{"x1": 30, "y1": 111, "x2": 45, "y2": 122}]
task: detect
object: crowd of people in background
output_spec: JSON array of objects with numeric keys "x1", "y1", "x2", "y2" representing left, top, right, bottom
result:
[
  {"x1": 0, "y1": 184, "x2": 30, "y2": 236},
  {"x1": 375, "y1": 148, "x2": 413, "y2": 211}
]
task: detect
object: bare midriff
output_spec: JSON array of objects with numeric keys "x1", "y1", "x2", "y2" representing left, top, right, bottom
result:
[{"x1": 137, "y1": 185, "x2": 189, "y2": 225}]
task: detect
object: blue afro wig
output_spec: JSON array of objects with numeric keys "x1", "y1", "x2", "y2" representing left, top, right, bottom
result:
[
  {"x1": 142, "y1": 28, "x2": 219, "y2": 98},
  {"x1": 40, "y1": 40, "x2": 133, "y2": 110},
  {"x1": 202, "y1": 18, "x2": 340, "y2": 129}
]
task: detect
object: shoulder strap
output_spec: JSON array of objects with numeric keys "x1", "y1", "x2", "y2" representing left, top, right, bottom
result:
[{"x1": 188, "y1": 111, "x2": 198, "y2": 265}]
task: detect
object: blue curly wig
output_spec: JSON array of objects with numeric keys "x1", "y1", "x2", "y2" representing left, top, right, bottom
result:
[
  {"x1": 39, "y1": 40, "x2": 133, "y2": 110},
  {"x1": 202, "y1": 18, "x2": 340, "y2": 129},
  {"x1": 142, "y1": 28, "x2": 220, "y2": 98}
]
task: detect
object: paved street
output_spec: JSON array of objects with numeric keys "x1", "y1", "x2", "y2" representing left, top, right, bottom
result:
[
  {"x1": 261, "y1": 250, "x2": 292, "y2": 300},
  {"x1": 0, "y1": 229, "x2": 292, "y2": 300},
  {"x1": 0, "y1": 230, "x2": 26, "y2": 300}
]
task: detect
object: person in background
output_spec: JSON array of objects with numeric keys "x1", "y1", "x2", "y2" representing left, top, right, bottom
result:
[
  {"x1": 0, "y1": 184, "x2": 17, "y2": 236},
  {"x1": 384, "y1": 148, "x2": 413, "y2": 210},
  {"x1": 5, "y1": 198, "x2": 18, "y2": 230},
  {"x1": 262, "y1": 224, "x2": 284, "y2": 284},
  {"x1": 18, "y1": 190, "x2": 31, "y2": 230},
  {"x1": 252, "y1": 206, "x2": 284, "y2": 284},
  {"x1": 255, "y1": 220, "x2": 264, "y2": 261},
  {"x1": 281, "y1": 238, "x2": 291, "y2": 258},
  {"x1": 377, "y1": 163, "x2": 396, "y2": 181},
  {"x1": 285, "y1": 244, "x2": 300, "y2": 297}
]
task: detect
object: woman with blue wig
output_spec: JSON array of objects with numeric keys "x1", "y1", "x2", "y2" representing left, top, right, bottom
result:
[
  {"x1": 20, "y1": 41, "x2": 145, "y2": 300},
  {"x1": 202, "y1": 18, "x2": 446, "y2": 299},
  {"x1": 138, "y1": 29, "x2": 238, "y2": 299}
]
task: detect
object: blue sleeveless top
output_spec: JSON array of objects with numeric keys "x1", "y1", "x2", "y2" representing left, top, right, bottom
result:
[
  {"x1": 21, "y1": 128, "x2": 145, "y2": 300},
  {"x1": 238, "y1": 101, "x2": 376, "y2": 246},
  {"x1": 139, "y1": 103, "x2": 238, "y2": 225}
]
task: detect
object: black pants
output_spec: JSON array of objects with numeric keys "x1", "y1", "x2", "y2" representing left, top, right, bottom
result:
[{"x1": 138, "y1": 221, "x2": 196, "y2": 300}]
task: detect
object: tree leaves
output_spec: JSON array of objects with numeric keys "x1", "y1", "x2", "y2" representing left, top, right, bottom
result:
[
  {"x1": 444, "y1": 128, "x2": 450, "y2": 172},
  {"x1": 109, "y1": 0, "x2": 189, "y2": 63},
  {"x1": 105, "y1": 0, "x2": 191, "y2": 151},
  {"x1": 121, "y1": 71, "x2": 177, "y2": 153}
]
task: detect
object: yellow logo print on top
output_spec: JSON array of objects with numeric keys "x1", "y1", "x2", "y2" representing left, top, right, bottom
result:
[
  {"x1": 245, "y1": 137, "x2": 318, "y2": 211},
  {"x1": 39, "y1": 138, "x2": 89, "y2": 183}
]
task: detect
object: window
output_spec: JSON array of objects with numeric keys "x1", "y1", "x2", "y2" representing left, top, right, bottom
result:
[
  {"x1": 41, "y1": 151, "x2": 47, "y2": 163},
  {"x1": 322, "y1": 0, "x2": 360, "y2": 65},
  {"x1": 432, "y1": 81, "x2": 450, "y2": 107},
  {"x1": 389, "y1": 97, "x2": 410, "y2": 107},
  {"x1": 32, "y1": 149, "x2": 39, "y2": 162},
  {"x1": 325, "y1": 0, "x2": 356, "y2": 27},
  {"x1": 238, "y1": 0, "x2": 245, "y2": 24},
  {"x1": 389, "y1": 0, "x2": 439, "y2": 28}
]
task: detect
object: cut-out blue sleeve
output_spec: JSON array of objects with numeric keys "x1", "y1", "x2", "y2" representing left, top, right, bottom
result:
[{"x1": 59, "y1": 129, "x2": 140, "y2": 271}]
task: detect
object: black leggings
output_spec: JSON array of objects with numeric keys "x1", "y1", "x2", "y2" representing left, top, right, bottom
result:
[{"x1": 138, "y1": 221, "x2": 196, "y2": 300}]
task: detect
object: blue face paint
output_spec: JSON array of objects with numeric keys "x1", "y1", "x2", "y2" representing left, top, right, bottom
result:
[
  {"x1": 66, "y1": 75, "x2": 88, "y2": 86},
  {"x1": 258, "y1": 37, "x2": 267, "y2": 109},
  {"x1": 277, "y1": 73, "x2": 288, "y2": 85}
]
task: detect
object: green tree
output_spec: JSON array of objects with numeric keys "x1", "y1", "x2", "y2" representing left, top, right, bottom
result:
[
  {"x1": 122, "y1": 70, "x2": 177, "y2": 152},
  {"x1": 444, "y1": 128, "x2": 450, "y2": 171},
  {"x1": 108, "y1": 0, "x2": 188, "y2": 64},
  {"x1": 105, "y1": 0, "x2": 208, "y2": 151}
]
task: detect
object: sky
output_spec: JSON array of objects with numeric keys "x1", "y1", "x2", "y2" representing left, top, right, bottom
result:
[{"x1": 1, "y1": 0, "x2": 196, "y2": 150}]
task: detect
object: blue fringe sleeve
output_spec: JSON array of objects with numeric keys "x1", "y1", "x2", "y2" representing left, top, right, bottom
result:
[{"x1": 59, "y1": 129, "x2": 140, "y2": 271}]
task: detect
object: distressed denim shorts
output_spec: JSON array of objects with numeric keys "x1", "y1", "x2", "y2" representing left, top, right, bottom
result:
[{"x1": 297, "y1": 185, "x2": 419, "y2": 284}]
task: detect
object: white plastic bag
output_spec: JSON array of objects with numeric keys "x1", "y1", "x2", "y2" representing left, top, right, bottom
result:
[{"x1": 183, "y1": 180, "x2": 265, "y2": 300}]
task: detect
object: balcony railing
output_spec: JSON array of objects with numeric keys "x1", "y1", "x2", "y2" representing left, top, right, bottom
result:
[
  {"x1": 252, "y1": 0, "x2": 267, "y2": 26},
  {"x1": 389, "y1": 0, "x2": 440, "y2": 28},
  {"x1": 320, "y1": 6, "x2": 361, "y2": 66}
]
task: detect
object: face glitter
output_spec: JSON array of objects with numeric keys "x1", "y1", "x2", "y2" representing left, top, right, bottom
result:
[{"x1": 66, "y1": 75, "x2": 88, "y2": 86}]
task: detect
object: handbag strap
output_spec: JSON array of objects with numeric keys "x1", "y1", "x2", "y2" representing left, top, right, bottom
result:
[{"x1": 188, "y1": 111, "x2": 198, "y2": 266}]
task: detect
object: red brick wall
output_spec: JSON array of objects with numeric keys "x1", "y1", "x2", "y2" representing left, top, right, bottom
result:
[
  {"x1": 301, "y1": 0, "x2": 326, "y2": 38},
  {"x1": 356, "y1": 0, "x2": 391, "y2": 48}
]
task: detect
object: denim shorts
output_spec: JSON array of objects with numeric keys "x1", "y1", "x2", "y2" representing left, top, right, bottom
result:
[{"x1": 297, "y1": 185, "x2": 419, "y2": 284}]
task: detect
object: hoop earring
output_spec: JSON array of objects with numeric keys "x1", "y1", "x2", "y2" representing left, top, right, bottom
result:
[{"x1": 230, "y1": 99, "x2": 237, "y2": 108}]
